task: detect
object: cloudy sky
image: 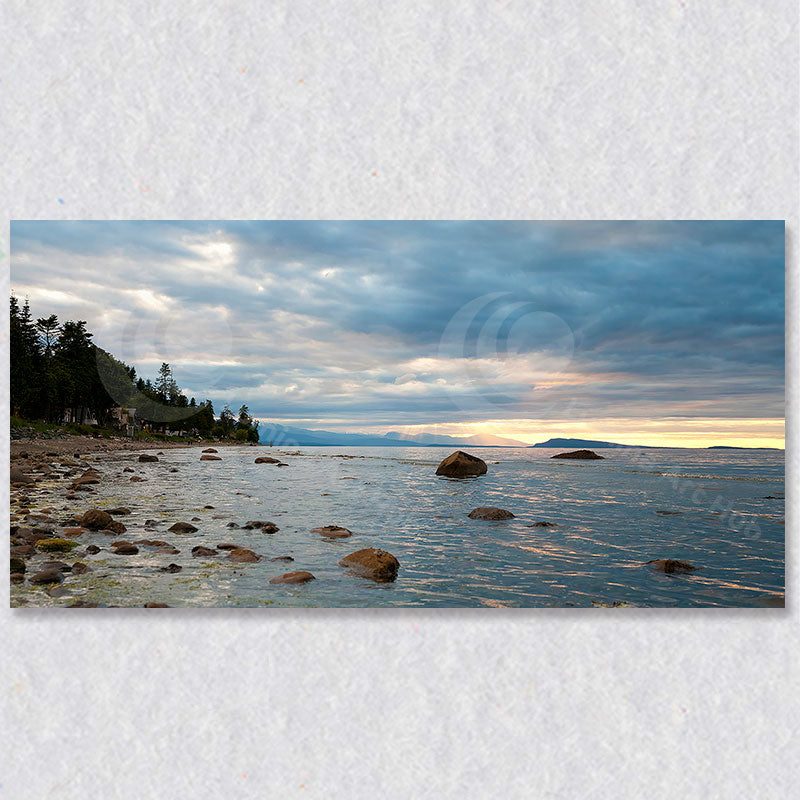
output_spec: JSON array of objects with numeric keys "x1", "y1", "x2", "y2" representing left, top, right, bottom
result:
[{"x1": 10, "y1": 220, "x2": 785, "y2": 447}]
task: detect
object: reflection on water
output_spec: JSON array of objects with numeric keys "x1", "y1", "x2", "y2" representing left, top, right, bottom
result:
[{"x1": 12, "y1": 446, "x2": 785, "y2": 608}]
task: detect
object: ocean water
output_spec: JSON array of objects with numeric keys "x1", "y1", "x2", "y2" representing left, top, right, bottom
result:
[{"x1": 13, "y1": 445, "x2": 785, "y2": 608}]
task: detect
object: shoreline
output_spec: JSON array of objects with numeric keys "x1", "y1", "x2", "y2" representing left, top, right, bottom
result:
[{"x1": 10, "y1": 435, "x2": 256, "y2": 459}]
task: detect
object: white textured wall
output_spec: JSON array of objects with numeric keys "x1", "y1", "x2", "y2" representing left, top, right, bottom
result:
[{"x1": 1, "y1": 2, "x2": 797, "y2": 797}]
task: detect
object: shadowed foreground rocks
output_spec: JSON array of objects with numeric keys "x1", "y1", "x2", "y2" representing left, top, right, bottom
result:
[
  {"x1": 468, "y1": 507, "x2": 515, "y2": 520},
  {"x1": 339, "y1": 548, "x2": 399, "y2": 582},
  {"x1": 551, "y1": 450, "x2": 604, "y2": 460},
  {"x1": 435, "y1": 450, "x2": 487, "y2": 478}
]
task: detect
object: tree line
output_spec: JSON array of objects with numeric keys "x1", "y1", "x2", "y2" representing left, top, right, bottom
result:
[{"x1": 10, "y1": 295, "x2": 260, "y2": 442}]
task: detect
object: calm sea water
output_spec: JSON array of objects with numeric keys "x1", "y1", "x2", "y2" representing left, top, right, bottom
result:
[{"x1": 14, "y1": 445, "x2": 785, "y2": 608}]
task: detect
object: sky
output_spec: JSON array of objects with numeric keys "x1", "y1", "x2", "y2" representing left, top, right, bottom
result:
[{"x1": 10, "y1": 220, "x2": 785, "y2": 448}]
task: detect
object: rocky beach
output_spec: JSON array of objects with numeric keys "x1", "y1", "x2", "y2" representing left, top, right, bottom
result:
[{"x1": 8, "y1": 441, "x2": 785, "y2": 608}]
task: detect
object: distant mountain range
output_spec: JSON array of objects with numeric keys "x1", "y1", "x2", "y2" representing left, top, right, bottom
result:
[
  {"x1": 258, "y1": 423, "x2": 528, "y2": 448},
  {"x1": 257, "y1": 425, "x2": 781, "y2": 450}
]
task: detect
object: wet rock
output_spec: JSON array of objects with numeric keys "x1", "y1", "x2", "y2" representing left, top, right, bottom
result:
[
  {"x1": 85, "y1": 544, "x2": 102, "y2": 554},
  {"x1": 216, "y1": 543, "x2": 240, "y2": 550},
  {"x1": 646, "y1": 559, "x2": 699, "y2": 574},
  {"x1": 107, "y1": 520, "x2": 127, "y2": 535},
  {"x1": 10, "y1": 466, "x2": 34, "y2": 484},
  {"x1": 130, "y1": 476, "x2": 146, "y2": 482},
  {"x1": 108, "y1": 507, "x2": 132, "y2": 516},
  {"x1": 29, "y1": 568, "x2": 64, "y2": 585},
  {"x1": 191, "y1": 517, "x2": 201, "y2": 522},
  {"x1": 169, "y1": 468, "x2": 178, "y2": 473},
  {"x1": 169, "y1": 522, "x2": 198, "y2": 533},
  {"x1": 435, "y1": 451, "x2": 487, "y2": 479},
  {"x1": 202, "y1": 448, "x2": 218, "y2": 453},
  {"x1": 11, "y1": 573, "x2": 25, "y2": 584},
  {"x1": 191, "y1": 546, "x2": 218, "y2": 557},
  {"x1": 139, "y1": 454, "x2": 159, "y2": 462},
  {"x1": 112, "y1": 544, "x2": 139, "y2": 555},
  {"x1": 228, "y1": 548, "x2": 262, "y2": 563},
  {"x1": 269, "y1": 571, "x2": 315, "y2": 585},
  {"x1": 36, "y1": 538, "x2": 80, "y2": 553},
  {"x1": 68, "y1": 601, "x2": 100, "y2": 607},
  {"x1": 311, "y1": 525, "x2": 353, "y2": 538},
  {"x1": 133, "y1": 539, "x2": 168, "y2": 547},
  {"x1": 144, "y1": 602, "x2": 170, "y2": 608},
  {"x1": 226, "y1": 522, "x2": 240, "y2": 529},
  {"x1": 339, "y1": 548, "x2": 400, "y2": 582},
  {"x1": 10, "y1": 557, "x2": 26, "y2": 574},
  {"x1": 203, "y1": 505, "x2": 215, "y2": 509},
  {"x1": 144, "y1": 519, "x2": 161, "y2": 527},
  {"x1": 71, "y1": 562, "x2": 92, "y2": 574},
  {"x1": 159, "y1": 564, "x2": 182, "y2": 573},
  {"x1": 155, "y1": 546, "x2": 181, "y2": 555},
  {"x1": 270, "y1": 556, "x2": 294, "y2": 563},
  {"x1": 655, "y1": 510, "x2": 682, "y2": 516},
  {"x1": 80, "y1": 509, "x2": 113, "y2": 530},
  {"x1": 255, "y1": 456, "x2": 281, "y2": 464},
  {"x1": 551, "y1": 450, "x2": 604, "y2": 460},
  {"x1": 41, "y1": 560, "x2": 71, "y2": 572},
  {"x1": 47, "y1": 585, "x2": 67, "y2": 598},
  {"x1": 468, "y1": 507, "x2": 515, "y2": 520},
  {"x1": 244, "y1": 521, "x2": 279, "y2": 533},
  {"x1": 528, "y1": 521, "x2": 557, "y2": 527},
  {"x1": 123, "y1": 467, "x2": 135, "y2": 472},
  {"x1": 61, "y1": 527, "x2": 87, "y2": 538},
  {"x1": 200, "y1": 454, "x2": 222, "y2": 461}
]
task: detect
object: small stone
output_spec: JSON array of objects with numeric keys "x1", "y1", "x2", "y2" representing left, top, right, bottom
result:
[
  {"x1": 29, "y1": 568, "x2": 64, "y2": 585},
  {"x1": 468, "y1": 507, "x2": 515, "y2": 520},
  {"x1": 311, "y1": 525, "x2": 353, "y2": 538},
  {"x1": 646, "y1": 559, "x2": 699, "y2": 574},
  {"x1": 72, "y1": 562, "x2": 92, "y2": 574},
  {"x1": 169, "y1": 522, "x2": 198, "y2": 533},
  {"x1": 191, "y1": 546, "x2": 218, "y2": 557},
  {"x1": 112, "y1": 544, "x2": 139, "y2": 555},
  {"x1": 270, "y1": 556, "x2": 294, "y2": 563},
  {"x1": 269, "y1": 571, "x2": 315, "y2": 585},
  {"x1": 85, "y1": 545, "x2": 101, "y2": 554},
  {"x1": 159, "y1": 564, "x2": 182, "y2": 573}
]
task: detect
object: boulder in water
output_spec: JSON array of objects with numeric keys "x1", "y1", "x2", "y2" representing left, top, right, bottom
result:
[
  {"x1": 228, "y1": 548, "x2": 262, "y2": 563},
  {"x1": 468, "y1": 507, "x2": 514, "y2": 520},
  {"x1": 169, "y1": 522, "x2": 198, "y2": 534},
  {"x1": 646, "y1": 559, "x2": 699, "y2": 574},
  {"x1": 255, "y1": 456, "x2": 281, "y2": 464},
  {"x1": 551, "y1": 450, "x2": 604, "y2": 460},
  {"x1": 200, "y1": 454, "x2": 222, "y2": 461},
  {"x1": 435, "y1": 451, "x2": 487, "y2": 478},
  {"x1": 269, "y1": 571, "x2": 315, "y2": 585},
  {"x1": 339, "y1": 548, "x2": 399, "y2": 582},
  {"x1": 138, "y1": 454, "x2": 159, "y2": 462},
  {"x1": 80, "y1": 509, "x2": 113, "y2": 530},
  {"x1": 311, "y1": 525, "x2": 353, "y2": 538}
]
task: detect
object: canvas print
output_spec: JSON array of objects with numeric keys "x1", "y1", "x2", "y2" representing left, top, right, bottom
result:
[{"x1": 8, "y1": 221, "x2": 785, "y2": 608}]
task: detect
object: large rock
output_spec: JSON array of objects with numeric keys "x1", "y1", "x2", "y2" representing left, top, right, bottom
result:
[
  {"x1": 255, "y1": 456, "x2": 281, "y2": 464},
  {"x1": 339, "y1": 548, "x2": 399, "y2": 582},
  {"x1": 29, "y1": 568, "x2": 64, "y2": 585},
  {"x1": 191, "y1": 546, "x2": 218, "y2": 557},
  {"x1": 646, "y1": 559, "x2": 699, "y2": 574},
  {"x1": 269, "y1": 571, "x2": 315, "y2": 585},
  {"x1": 138, "y1": 454, "x2": 159, "y2": 462},
  {"x1": 80, "y1": 509, "x2": 113, "y2": 530},
  {"x1": 435, "y1": 451, "x2": 487, "y2": 478},
  {"x1": 200, "y1": 454, "x2": 222, "y2": 461},
  {"x1": 227, "y1": 548, "x2": 262, "y2": 563},
  {"x1": 468, "y1": 507, "x2": 515, "y2": 520},
  {"x1": 169, "y1": 522, "x2": 198, "y2": 533},
  {"x1": 10, "y1": 466, "x2": 34, "y2": 484},
  {"x1": 551, "y1": 450, "x2": 604, "y2": 460},
  {"x1": 311, "y1": 525, "x2": 353, "y2": 538}
]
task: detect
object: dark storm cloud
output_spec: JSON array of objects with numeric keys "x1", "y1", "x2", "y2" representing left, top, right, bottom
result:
[{"x1": 10, "y1": 220, "x2": 785, "y2": 428}]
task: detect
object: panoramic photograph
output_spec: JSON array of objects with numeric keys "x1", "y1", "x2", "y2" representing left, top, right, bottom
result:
[{"x1": 8, "y1": 220, "x2": 785, "y2": 608}]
